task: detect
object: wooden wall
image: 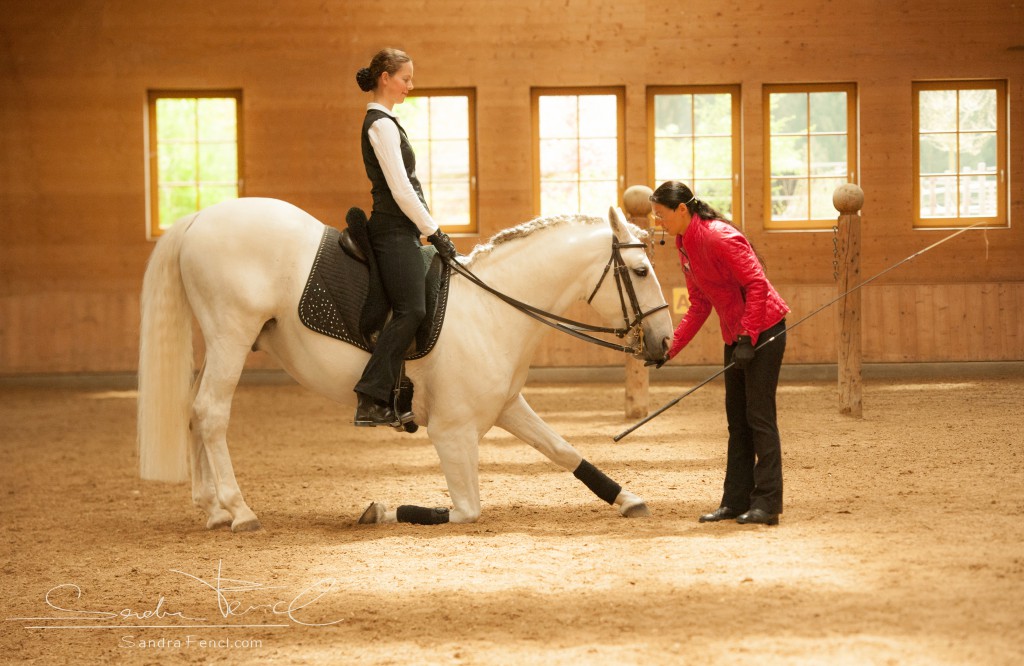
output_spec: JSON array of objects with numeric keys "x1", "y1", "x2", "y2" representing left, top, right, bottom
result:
[{"x1": 2, "y1": 0, "x2": 1023, "y2": 375}]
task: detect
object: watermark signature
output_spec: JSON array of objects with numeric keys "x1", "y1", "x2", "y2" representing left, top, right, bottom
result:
[{"x1": 7, "y1": 560, "x2": 344, "y2": 631}]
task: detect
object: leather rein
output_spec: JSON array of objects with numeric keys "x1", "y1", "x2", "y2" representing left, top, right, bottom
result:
[{"x1": 443, "y1": 238, "x2": 668, "y2": 354}]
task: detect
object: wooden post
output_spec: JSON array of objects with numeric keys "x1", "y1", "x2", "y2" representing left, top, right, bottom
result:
[
  {"x1": 832, "y1": 183, "x2": 864, "y2": 417},
  {"x1": 622, "y1": 185, "x2": 654, "y2": 419}
]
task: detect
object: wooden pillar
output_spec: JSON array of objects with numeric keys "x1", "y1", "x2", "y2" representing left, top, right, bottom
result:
[
  {"x1": 832, "y1": 183, "x2": 864, "y2": 417},
  {"x1": 622, "y1": 185, "x2": 654, "y2": 419}
]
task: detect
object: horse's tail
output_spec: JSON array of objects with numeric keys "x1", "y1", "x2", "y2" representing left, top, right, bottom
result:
[{"x1": 137, "y1": 214, "x2": 198, "y2": 482}]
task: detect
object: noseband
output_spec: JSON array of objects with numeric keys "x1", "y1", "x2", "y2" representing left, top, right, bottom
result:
[{"x1": 446, "y1": 237, "x2": 668, "y2": 355}]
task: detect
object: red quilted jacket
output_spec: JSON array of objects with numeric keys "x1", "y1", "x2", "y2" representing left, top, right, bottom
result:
[{"x1": 668, "y1": 216, "x2": 789, "y2": 359}]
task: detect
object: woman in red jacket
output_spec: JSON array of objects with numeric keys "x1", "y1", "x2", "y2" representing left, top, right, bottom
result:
[{"x1": 651, "y1": 181, "x2": 790, "y2": 526}]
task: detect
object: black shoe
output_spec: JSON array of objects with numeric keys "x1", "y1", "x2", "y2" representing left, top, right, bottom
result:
[
  {"x1": 354, "y1": 393, "x2": 400, "y2": 427},
  {"x1": 698, "y1": 506, "x2": 741, "y2": 523},
  {"x1": 736, "y1": 508, "x2": 779, "y2": 525}
]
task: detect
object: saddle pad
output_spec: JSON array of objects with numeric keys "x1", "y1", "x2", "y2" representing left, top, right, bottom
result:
[{"x1": 297, "y1": 226, "x2": 451, "y2": 359}]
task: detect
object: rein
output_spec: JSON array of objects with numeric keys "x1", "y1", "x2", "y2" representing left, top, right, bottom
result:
[{"x1": 444, "y1": 239, "x2": 667, "y2": 355}]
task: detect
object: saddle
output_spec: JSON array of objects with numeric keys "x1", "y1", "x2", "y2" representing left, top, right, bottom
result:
[{"x1": 297, "y1": 207, "x2": 451, "y2": 358}]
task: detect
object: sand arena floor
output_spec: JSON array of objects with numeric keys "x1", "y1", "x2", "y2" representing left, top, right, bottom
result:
[{"x1": 2, "y1": 374, "x2": 1023, "y2": 665}]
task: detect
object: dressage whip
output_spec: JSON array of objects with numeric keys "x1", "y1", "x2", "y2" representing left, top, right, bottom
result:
[{"x1": 613, "y1": 220, "x2": 990, "y2": 442}]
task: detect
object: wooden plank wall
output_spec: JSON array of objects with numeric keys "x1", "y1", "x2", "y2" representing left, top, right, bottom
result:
[{"x1": 1, "y1": 1, "x2": 1023, "y2": 375}]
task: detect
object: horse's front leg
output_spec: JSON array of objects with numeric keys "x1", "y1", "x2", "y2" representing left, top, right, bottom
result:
[
  {"x1": 358, "y1": 422, "x2": 481, "y2": 526},
  {"x1": 496, "y1": 393, "x2": 650, "y2": 518}
]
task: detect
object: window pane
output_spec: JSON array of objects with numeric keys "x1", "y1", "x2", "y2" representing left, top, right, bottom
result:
[
  {"x1": 579, "y1": 138, "x2": 616, "y2": 179},
  {"x1": 960, "y1": 175, "x2": 997, "y2": 217},
  {"x1": 431, "y1": 140, "x2": 468, "y2": 179},
  {"x1": 199, "y1": 184, "x2": 236, "y2": 209},
  {"x1": 919, "y1": 90, "x2": 957, "y2": 132},
  {"x1": 199, "y1": 142, "x2": 237, "y2": 182},
  {"x1": 429, "y1": 97, "x2": 469, "y2": 139},
  {"x1": 919, "y1": 133, "x2": 956, "y2": 175},
  {"x1": 540, "y1": 138, "x2": 578, "y2": 180},
  {"x1": 579, "y1": 180, "x2": 618, "y2": 217},
  {"x1": 771, "y1": 178, "x2": 807, "y2": 220},
  {"x1": 770, "y1": 93, "x2": 807, "y2": 134},
  {"x1": 429, "y1": 182, "x2": 471, "y2": 227},
  {"x1": 198, "y1": 98, "x2": 236, "y2": 141},
  {"x1": 810, "y1": 135, "x2": 847, "y2": 177},
  {"x1": 919, "y1": 176, "x2": 957, "y2": 218},
  {"x1": 959, "y1": 132, "x2": 997, "y2": 173},
  {"x1": 810, "y1": 92, "x2": 847, "y2": 133},
  {"x1": 959, "y1": 89, "x2": 996, "y2": 132},
  {"x1": 160, "y1": 142, "x2": 196, "y2": 182},
  {"x1": 540, "y1": 181, "x2": 577, "y2": 216},
  {"x1": 578, "y1": 95, "x2": 617, "y2": 138},
  {"x1": 156, "y1": 98, "x2": 196, "y2": 141},
  {"x1": 693, "y1": 94, "x2": 731, "y2": 135},
  {"x1": 693, "y1": 136, "x2": 731, "y2": 179},
  {"x1": 693, "y1": 178, "x2": 733, "y2": 218},
  {"x1": 811, "y1": 177, "x2": 845, "y2": 219},
  {"x1": 539, "y1": 96, "x2": 578, "y2": 138},
  {"x1": 159, "y1": 185, "x2": 197, "y2": 228},
  {"x1": 410, "y1": 139, "x2": 431, "y2": 178},
  {"x1": 654, "y1": 95, "x2": 692, "y2": 136},
  {"x1": 770, "y1": 135, "x2": 807, "y2": 177},
  {"x1": 654, "y1": 137, "x2": 692, "y2": 182},
  {"x1": 397, "y1": 97, "x2": 429, "y2": 136}
]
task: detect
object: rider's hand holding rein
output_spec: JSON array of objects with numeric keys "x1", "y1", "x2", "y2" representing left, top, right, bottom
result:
[{"x1": 428, "y1": 230, "x2": 458, "y2": 260}]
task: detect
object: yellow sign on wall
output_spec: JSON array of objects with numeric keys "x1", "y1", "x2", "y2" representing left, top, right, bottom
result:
[{"x1": 672, "y1": 287, "x2": 690, "y2": 314}]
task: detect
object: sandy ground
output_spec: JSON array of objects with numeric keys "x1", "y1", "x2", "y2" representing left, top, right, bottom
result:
[{"x1": 2, "y1": 374, "x2": 1023, "y2": 665}]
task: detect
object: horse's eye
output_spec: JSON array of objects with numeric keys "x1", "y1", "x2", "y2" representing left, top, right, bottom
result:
[{"x1": 633, "y1": 266, "x2": 648, "y2": 278}]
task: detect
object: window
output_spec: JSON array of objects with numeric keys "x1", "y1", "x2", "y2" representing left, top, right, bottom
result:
[
  {"x1": 393, "y1": 88, "x2": 477, "y2": 234},
  {"x1": 146, "y1": 90, "x2": 243, "y2": 237},
  {"x1": 532, "y1": 87, "x2": 625, "y2": 217},
  {"x1": 648, "y1": 85, "x2": 741, "y2": 225},
  {"x1": 764, "y1": 83, "x2": 857, "y2": 230},
  {"x1": 914, "y1": 80, "x2": 1007, "y2": 228}
]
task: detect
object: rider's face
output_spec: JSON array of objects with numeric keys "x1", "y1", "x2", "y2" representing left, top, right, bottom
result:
[{"x1": 378, "y1": 61, "x2": 414, "y2": 108}]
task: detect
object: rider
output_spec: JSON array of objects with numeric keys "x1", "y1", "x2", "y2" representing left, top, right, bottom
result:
[{"x1": 353, "y1": 47, "x2": 457, "y2": 427}]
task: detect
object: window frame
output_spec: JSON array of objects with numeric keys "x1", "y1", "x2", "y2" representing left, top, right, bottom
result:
[
  {"x1": 762, "y1": 82, "x2": 858, "y2": 231},
  {"x1": 647, "y1": 84, "x2": 742, "y2": 229},
  {"x1": 531, "y1": 86, "x2": 626, "y2": 217},
  {"x1": 395, "y1": 87, "x2": 478, "y2": 235},
  {"x1": 912, "y1": 79, "x2": 1007, "y2": 229},
  {"x1": 146, "y1": 89, "x2": 244, "y2": 239}
]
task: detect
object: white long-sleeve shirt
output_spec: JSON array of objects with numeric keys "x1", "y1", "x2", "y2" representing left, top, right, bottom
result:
[{"x1": 366, "y1": 102, "x2": 438, "y2": 236}]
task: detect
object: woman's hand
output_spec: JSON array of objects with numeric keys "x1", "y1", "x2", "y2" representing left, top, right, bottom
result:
[
  {"x1": 731, "y1": 335, "x2": 755, "y2": 369},
  {"x1": 427, "y1": 230, "x2": 457, "y2": 260}
]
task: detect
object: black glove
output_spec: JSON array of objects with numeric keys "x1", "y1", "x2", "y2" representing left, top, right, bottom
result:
[
  {"x1": 427, "y1": 230, "x2": 457, "y2": 260},
  {"x1": 731, "y1": 335, "x2": 755, "y2": 370},
  {"x1": 644, "y1": 358, "x2": 667, "y2": 369}
]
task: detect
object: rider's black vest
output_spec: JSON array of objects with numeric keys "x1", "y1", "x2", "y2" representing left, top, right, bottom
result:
[{"x1": 361, "y1": 108, "x2": 429, "y2": 219}]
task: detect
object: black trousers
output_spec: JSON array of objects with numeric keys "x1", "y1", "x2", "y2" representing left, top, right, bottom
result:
[
  {"x1": 354, "y1": 212, "x2": 427, "y2": 403},
  {"x1": 721, "y1": 319, "x2": 786, "y2": 514}
]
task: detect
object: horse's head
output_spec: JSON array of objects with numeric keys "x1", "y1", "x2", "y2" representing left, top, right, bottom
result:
[{"x1": 585, "y1": 207, "x2": 673, "y2": 363}]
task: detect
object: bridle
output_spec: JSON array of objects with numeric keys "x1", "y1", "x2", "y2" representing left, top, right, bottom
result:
[{"x1": 444, "y1": 237, "x2": 668, "y2": 355}]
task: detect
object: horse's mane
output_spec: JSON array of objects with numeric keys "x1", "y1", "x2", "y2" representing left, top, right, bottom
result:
[{"x1": 463, "y1": 213, "x2": 649, "y2": 266}]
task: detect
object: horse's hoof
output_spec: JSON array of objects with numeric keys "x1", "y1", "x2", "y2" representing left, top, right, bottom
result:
[
  {"x1": 231, "y1": 517, "x2": 262, "y2": 532},
  {"x1": 358, "y1": 501, "x2": 386, "y2": 524},
  {"x1": 206, "y1": 510, "x2": 233, "y2": 530},
  {"x1": 621, "y1": 501, "x2": 651, "y2": 518}
]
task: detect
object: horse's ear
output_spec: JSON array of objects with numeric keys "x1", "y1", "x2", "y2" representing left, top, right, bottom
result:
[{"x1": 608, "y1": 206, "x2": 632, "y2": 242}]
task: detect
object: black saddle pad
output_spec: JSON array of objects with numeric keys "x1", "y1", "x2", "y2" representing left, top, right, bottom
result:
[{"x1": 297, "y1": 226, "x2": 451, "y2": 359}]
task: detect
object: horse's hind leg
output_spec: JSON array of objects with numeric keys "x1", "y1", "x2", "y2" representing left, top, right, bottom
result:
[
  {"x1": 185, "y1": 361, "x2": 232, "y2": 529},
  {"x1": 496, "y1": 393, "x2": 650, "y2": 518},
  {"x1": 192, "y1": 340, "x2": 261, "y2": 532}
]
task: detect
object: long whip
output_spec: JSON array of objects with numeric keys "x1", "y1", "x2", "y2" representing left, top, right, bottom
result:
[{"x1": 613, "y1": 220, "x2": 988, "y2": 442}]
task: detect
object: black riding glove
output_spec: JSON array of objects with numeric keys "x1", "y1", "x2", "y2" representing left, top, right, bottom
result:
[
  {"x1": 731, "y1": 335, "x2": 755, "y2": 370},
  {"x1": 644, "y1": 358, "x2": 667, "y2": 369},
  {"x1": 427, "y1": 230, "x2": 457, "y2": 260}
]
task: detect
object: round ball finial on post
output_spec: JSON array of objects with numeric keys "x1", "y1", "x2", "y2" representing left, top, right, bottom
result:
[
  {"x1": 623, "y1": 185, "x2": 654, "y2": 221},
  {"x1": 833, "y1": 183, "x2": 864, "y2": 216}
]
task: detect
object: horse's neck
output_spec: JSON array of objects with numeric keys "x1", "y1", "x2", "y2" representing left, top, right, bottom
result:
[{"x1": 472, "y1": 223, "x2": 607, "y2": 317}]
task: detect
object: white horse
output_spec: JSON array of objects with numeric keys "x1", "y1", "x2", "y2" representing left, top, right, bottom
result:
[{"x1": 137, "y1": 197, "x2": 673, "y2": 531}]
